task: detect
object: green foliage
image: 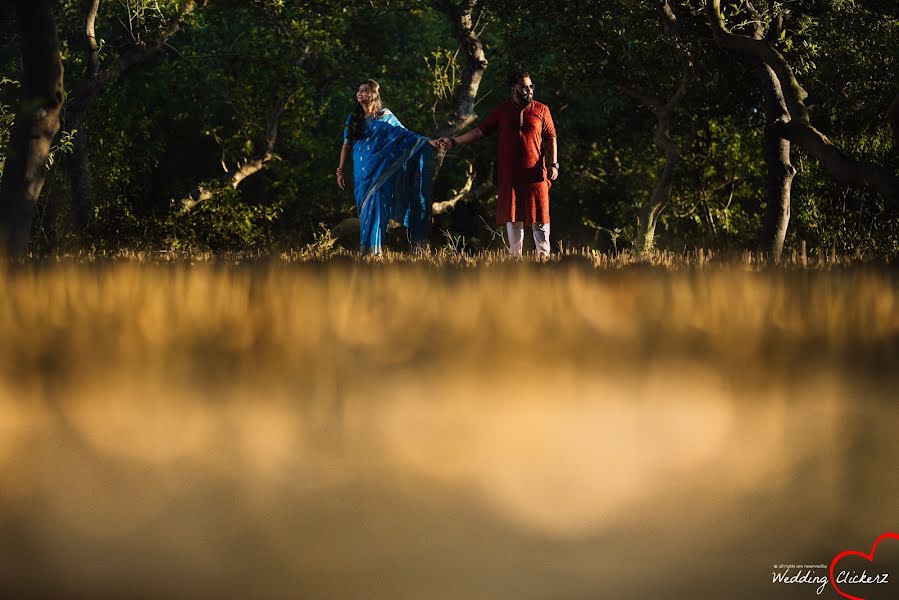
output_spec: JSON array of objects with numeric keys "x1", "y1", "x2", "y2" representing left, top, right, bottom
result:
[
  {"x1": 166, "y1": 186, "x2": 283, "y2": 251},
  {"x1": 0, "y1": 76, "x2": 18, "y2": 174},
  {"x1": 425, "y1": 48, "x2": 461, "y2": 105},
  {"x1": 46, "y1": 128, "x2": 77, "y2": 169},
  {"x1": 0, "y1": 0, "x2": 896, "y2": 256}
]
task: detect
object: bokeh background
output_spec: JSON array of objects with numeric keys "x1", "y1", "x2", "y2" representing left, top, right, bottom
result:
[{"x1": 0, "y1": 254, "x2": 896, "y2": 598}]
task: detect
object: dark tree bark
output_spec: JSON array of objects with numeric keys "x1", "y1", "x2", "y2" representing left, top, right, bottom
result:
[
  {"x1": 0, "y1": 0, "x2": 64, "y2": 258},
  {"x1": 65, "y1": 0, "x2": 208, "y2": 232},
  {"x1": 758, "y1": 62, "x2": 795, "y2": 260},
  {"x1": 432, "y1": 0, "x2": 488, "y2": 180},
  {"x1": 747, "y1": 5, "x2": 795, "y2": 260},
  {"x1": 706, "y1": 0, "x2": 898, "y2": 207}
]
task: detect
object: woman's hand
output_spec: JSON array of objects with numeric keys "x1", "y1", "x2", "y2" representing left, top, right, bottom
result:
[
  {"x1": 428, "y1": 139, "x2": 443, "y2": 149},
  {"x1": 336, "y1": 168, "x2": 345, "y2": 190}
]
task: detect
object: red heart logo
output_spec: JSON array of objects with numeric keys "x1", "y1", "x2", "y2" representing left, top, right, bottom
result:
[{"x1": 829, "y1": 532, "x2": 899, "y2": 600}]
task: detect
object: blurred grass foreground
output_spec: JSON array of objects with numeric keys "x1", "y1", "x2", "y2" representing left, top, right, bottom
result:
[{"x1": 0, "y1": 252, "x2": 897, "y2": 599}]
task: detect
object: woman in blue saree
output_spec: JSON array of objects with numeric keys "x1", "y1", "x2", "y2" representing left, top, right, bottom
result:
[{"x1": 336, "y1": 80, "x2": 441, "y2": 254}]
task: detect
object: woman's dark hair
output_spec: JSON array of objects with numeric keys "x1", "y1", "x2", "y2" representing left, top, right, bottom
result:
[
  {"x1": 349, "y1": 79, "x2": 382, "y2": 141},
  {"x1": 508, "y1": 70, "x2": 531, "y2": 86}
]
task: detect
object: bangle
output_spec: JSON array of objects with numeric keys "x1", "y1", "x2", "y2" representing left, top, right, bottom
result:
[
  {"x1": 449, "y1": 138, "x2": 457, "y2": 149},
  {"x1": 335, "y1": 168, "x2": 343, "y2": 175}
]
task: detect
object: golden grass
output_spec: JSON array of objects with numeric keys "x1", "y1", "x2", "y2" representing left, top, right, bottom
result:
[
  {"x1": 0, "y1": 252, "x2": 896, "y2": 598},
  {"x1": 33, "y1": 242, "x2": 889, "y2": 269}
]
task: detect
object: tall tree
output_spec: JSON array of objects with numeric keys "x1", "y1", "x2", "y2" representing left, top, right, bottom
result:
[
  {"x1": 744, "y1": 3, "x2": 795, "y2": 260},
  {"x1": 624, "y1": 2, "x2": 694, "y2": 255},
  {"x1": 0, "y1": 0, "x2": 64, "y2": 257},
  {"x1": 65, "y1": 0, "x2": 100, "y2": 233},
  {"x1": 64, "y1": 0, "x2": 208, "y2": 234},
  {"x1": 706, "y1": 0, "x2": 898, "y2": 209}
]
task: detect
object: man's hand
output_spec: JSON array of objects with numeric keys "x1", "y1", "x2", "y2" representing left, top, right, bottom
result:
[{"x1": 548, "y1": 165, "x2": 559, "y2": 181}]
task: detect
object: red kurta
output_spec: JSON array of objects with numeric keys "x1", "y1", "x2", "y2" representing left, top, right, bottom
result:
[{"x1": 478, "y1": 100, "x2": 556, "y2": 225}]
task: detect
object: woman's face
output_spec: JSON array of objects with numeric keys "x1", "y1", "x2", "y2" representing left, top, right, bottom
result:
[{"x1": 356, "y1": 84, "x2": 375, "y2": 104}]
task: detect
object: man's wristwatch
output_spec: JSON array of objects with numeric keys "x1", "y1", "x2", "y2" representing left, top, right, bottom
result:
[{"x1": 550, "y1": 162, "x2": 560, "y2": 169}]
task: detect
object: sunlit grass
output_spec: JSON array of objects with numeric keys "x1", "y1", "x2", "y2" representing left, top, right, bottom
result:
[
  {"x1": 28, "y1": 242, "x2": 890, "y2": 269},
  {"x1": 0, "y1": 252, "x2": 896, "y2": 598}
]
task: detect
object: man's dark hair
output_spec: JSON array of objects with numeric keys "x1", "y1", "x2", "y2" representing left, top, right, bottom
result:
[{"x1": 508, "y1": 70, "x2": 531, "y2": 86}]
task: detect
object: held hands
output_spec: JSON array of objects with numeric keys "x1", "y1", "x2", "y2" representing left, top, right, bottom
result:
[{"x1": 432, "y1": 137, "x2": 455, "y2": 151}]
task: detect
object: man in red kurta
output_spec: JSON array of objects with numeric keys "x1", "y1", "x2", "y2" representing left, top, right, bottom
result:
[{"x1": 439, "y1": 71, "x2": 559, "y2": 256}]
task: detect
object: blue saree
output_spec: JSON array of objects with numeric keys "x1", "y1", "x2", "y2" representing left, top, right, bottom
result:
[{"x1": 344, "y1": 109, "x2": 433, "y2": 253}]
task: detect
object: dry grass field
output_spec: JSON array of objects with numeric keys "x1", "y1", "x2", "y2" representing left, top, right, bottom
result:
[{"x1": 0, "y1": 249, "x2": 896, "y2": 599}]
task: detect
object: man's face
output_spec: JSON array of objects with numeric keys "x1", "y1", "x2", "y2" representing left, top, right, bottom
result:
[{"x1": 512, "y1": 76, "x2": 535, "y2": 105}]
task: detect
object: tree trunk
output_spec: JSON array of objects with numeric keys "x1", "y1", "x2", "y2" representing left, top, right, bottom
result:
[
  {"x1": 0, "y1": 0, "x2": 64, "y2": 258},
  {"x1": 624, "y1": 53, "x2": 690, "y2": 255},
  {"x1": 629, "y1": 2, "x2": 692, "y2": 255},
  {"x1": 66, "y1": 0, "x2": 101, "y2": 232},
  {"x1": 759, "y1": 106, "x2": 794, "y2": 259},
  {"x1": 636, "y1": 105, "x2": 680, "y2": 255},
  {"x1": 636, "y1": 180, "x2": 669, "y2": 255},
  {"x1": 432, "y1": 0, "x2": 488, "y2": 180},
  {"x1": 749, "y1": 12, "x2": 795, "y2": 261}
]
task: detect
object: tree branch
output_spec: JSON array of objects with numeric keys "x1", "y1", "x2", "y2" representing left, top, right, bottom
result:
[
  {"x1": 97, "y1": 0, "x2": 208, "y2": 86},
  {"x1": 85, "y1": 0, "x2": 100, "y2": 79},
  {"x1": 433, "y1": 0, "x2": 488, "y2": 137},
  {"x1": 658, "y1": 0, "x2": 678, "y2": 34},
  {"x1": 706, "y1": 0, "x2": 897, "y2": 204},
  {"x1": 764, "y1": 14, "x2": 783, "y2": 44},
  {"x1": 431, "y1": 0, "x2": 489, "y2": 182},
  {"x1": 665, "y1": 58, "x2": 693, "y2": 112},
  {"x1": 179, "y1": 91, "x2": 296, "y2": 214},
  {"x1": 777, "y1": 121, "x2": 897, "y2": 199},
  {"x1": 706, "y1": 0, "x2": 809, "y2": 122},
  {"x1": 432, "y1": 162, "x2": 474, "y2": 214}
]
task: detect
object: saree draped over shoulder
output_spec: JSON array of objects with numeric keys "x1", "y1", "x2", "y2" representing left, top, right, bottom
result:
[{"x1": 344, "y1": 110, "x2": 433, "y2": 253}]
